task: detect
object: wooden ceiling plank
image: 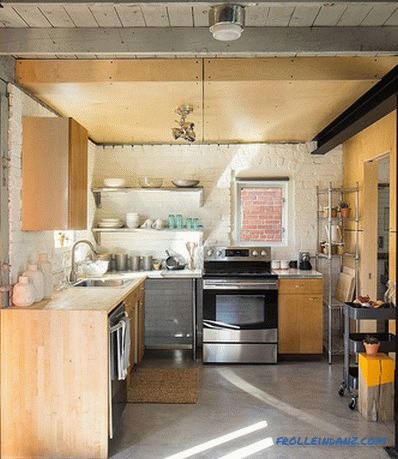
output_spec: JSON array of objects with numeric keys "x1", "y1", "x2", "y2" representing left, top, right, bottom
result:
[
  {"x1": 115, "y1": 5, "x2": 146, "y2": 27},
  {"x1": 0, "y1": 6, "x2": 29, "y2": 27},
  {"x1": 140, "y1": 5, "x2": 169, "y2": 27},
  {"x1": 64, "y1": 5, "x2": 97, "y2": 27},
  {"x1": 204, "y1": 57, "x2": 398, "y2": 81},
  {"x1": 385, "y1": 8, "x2": 398, "y2": 25},
  {"x1": 16, "y1": 59, "x2": 203, "y2": 83},
  {"x1": 88, "y1": 5, "x2": 122, "y2": 27},
  {"x1": 12, "y1": 6, "x2": 51, "y2": 27},
  {"x1": 167, "y1": 5, "x2": 193, "y2": 27},
  {"x1": 337, "y1": 4, "x2": 373, "y2": 26},
  {"x1": 192, "y1": 5, "x2": 209, "y2": 27},
  {"x1": 313, "y1": 4, "x2": 347, "y2": 26},
  {"x1": 264, "y1": 6, "x2": 295, "y2": 27},
  {"x1": 204, "y1": 79, "x2": 377, "y2": 143},
  {"x1": 360, "y1": 4, "x2": 398, "y2": 26},
  {"x1": 19, "y1": 80, "x2": 203, "y2": 144},
  {"x1": 38, "y1": 5, "x2": 75, "y2": 28},
  {"x1": 245, "y1": 5, "x2": 270, "y2": 27},
  {"x1": 288, "y1": 6, "x2": 320, "y2": 27}
]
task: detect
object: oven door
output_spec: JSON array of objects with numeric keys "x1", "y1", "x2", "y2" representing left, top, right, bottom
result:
[{"x1": 202, "y1": 279, "x2": 278, "y2": 343}]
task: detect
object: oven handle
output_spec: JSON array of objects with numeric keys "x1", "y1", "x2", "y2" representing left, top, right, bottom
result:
[
  {"x1": 203, "y1": 281, "x2": 278, "y2": 290},
  {"x1": 203, "y1": 320, "x2": 241, "y2": 330}
]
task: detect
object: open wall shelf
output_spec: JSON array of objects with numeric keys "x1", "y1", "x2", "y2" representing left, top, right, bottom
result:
[
  {"x1": 91, "y1": 227, "x2": 203, "y2": 244},
  {"x1": 92, "y1": 187, "x2": 204, "y2": 208}
]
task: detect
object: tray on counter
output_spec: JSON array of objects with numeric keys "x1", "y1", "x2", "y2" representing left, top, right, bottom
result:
[
  {"x1": 348, "y1": 332, "x2": 396, "y2": 354},
  {"x1": 343, "y1": 302, "x2": 396, "y2": 320}
]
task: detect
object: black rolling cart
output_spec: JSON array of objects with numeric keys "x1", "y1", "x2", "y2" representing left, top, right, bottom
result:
[{"x1": 338, "y1": 302, "x2": 396, "y2": 410}]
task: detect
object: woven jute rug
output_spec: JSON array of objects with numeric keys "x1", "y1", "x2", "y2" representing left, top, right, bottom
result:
[{"x1": 128, "y1": 367, "x2": 199, "y2": 404}]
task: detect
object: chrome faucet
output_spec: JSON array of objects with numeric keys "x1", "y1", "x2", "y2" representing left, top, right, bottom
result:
[{"x1": 69, "y1": 239, "x2": 98, "y2": 283}]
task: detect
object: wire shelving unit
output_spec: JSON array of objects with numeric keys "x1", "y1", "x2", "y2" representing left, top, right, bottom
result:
[{"x1": 315, "y1": 182, "x2": 360, "y2": 364}]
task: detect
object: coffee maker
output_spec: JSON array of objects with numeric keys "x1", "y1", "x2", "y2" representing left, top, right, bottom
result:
[{"x1": 299, "y1": 251, "x2": 312, "y2": 271}]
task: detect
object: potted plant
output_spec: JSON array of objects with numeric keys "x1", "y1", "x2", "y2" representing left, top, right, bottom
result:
[
  {"x1": 339, "y1": 201, "x2": 351, "y2": 218},
  {"x1": 363, "y1": 335, "x2": 380, "y2": 356}
]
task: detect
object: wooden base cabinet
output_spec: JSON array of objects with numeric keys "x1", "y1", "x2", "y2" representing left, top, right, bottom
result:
[
  {"x1": 0, "y1": 281, "x2": 145, "y2": 459},
  {"x1": 278, "y1": 278, "x2": 323, "y2": 355}
]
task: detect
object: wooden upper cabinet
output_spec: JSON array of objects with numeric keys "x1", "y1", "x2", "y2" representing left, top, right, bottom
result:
[{"x1": 22, "y1": 117, "x2": 88, "y2": 230}]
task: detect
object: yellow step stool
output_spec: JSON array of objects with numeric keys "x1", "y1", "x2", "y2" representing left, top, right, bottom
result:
[{"x1": 358, "y1": 353, "x2": 394, "y2": 422}]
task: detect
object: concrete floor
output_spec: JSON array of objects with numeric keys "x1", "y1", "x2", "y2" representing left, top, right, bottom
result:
[{"x1": 110, "y1": 351, "x2": 394, "y2": 459}]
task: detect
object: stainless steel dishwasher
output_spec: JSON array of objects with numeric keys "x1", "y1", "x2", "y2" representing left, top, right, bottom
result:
[{"x1": 108, "y1": 303, "x2": 129, "y2": 439}]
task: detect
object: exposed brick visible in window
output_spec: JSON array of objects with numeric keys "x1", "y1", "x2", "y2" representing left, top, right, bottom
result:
[{"x1": 240, "y1": 186, "x2": 283, "y2": 242}]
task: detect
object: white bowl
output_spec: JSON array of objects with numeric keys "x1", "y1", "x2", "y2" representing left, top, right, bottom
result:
[
  {"x1": 172, "y1": 179, "x2": 200, "y2": 188},
  {"x1": 126, "y1": 221, "x2": 140, "y2": 229},
  {"x1": 104, "y1": 178, "x2": 126, "y2": 188},
  {"x1": 138, "y1": 177, "x2": 163, "y2": 188},
  {"x1": 98, "y1": 222, "x2": 124, "y2": 228},
  {"x1": 81, "y1": 260, "x2": 109, "y2": 277}
]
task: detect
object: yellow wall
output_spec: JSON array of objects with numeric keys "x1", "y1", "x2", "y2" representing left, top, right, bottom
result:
[{"x1": 343, "y1": 111, "x2": 396, "y2": 332}]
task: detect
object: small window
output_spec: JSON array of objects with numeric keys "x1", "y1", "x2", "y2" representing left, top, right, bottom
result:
[{"x1": 236, "y1": 179, "x2": 288, "y2": 246}]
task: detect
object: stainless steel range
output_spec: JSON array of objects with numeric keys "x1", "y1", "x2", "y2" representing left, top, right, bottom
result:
[{"x1": 202, "y1": 246, "x2": 278, "y2": 364}]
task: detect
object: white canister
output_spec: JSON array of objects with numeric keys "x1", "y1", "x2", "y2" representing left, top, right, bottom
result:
[
  {"x1": 13, "y1": 276, "x2": 35, "y2": 307},
  {"x1": 23, "y1": 264, "x2": 44, "y2": 301},
  {"x1": 271, "y1": 260, "x2": 281, "y2": 270},
  {"x1": 38, "y1": 253, "x2": 53, "y2": 299},
  {"x1": 280, "y1": 260, "x2": 289, "y2": 270}
]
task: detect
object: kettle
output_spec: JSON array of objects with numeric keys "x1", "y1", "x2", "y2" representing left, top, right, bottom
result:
[{"x1": 299, "y1": 251, "x2": 312, "y2": 271}]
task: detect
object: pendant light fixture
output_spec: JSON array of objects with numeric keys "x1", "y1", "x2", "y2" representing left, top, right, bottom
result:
[
  {"x1": 209, "y1": 4, "x2": 245, "y2": 41},
  {"x1": 172, "y1": 105, "x2": 196, "y2": 143}
]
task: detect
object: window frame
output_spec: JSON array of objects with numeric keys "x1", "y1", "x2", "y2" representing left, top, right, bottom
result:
[{"x1": 235, "y1": 179, "x2": 289, "y2": 247}]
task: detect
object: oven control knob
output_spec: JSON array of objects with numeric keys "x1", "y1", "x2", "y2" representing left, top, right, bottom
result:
[
  {"x1": 260, "y1": 250, "x2": 267, "y2": 257},
  {"x1": 252, "y1": 250, "x2": 259, "y2": 257},
  {"x1": 206, "y1": 249, "x2": 214, "y2": 257},
  {"x1": 216, "y1": 250, "x2": 222, "y2": 257}
]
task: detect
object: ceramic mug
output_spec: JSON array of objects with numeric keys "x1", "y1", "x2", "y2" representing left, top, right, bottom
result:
[
  {"x1": 280, "y1": 260, "x2": 289, "y2": 270},
  {"x1": 141, "y1": 219, "x2": 154, "y2": 229},
  {"x1": 151, "y1": 218, "x2": 164, "y2": 230},
  {"x1": 271, "y1": 260, "x2": 280, "y2": 270}
]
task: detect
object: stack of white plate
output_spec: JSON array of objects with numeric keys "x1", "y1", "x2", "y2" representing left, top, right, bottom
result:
[
  {"x1": 126, "y1": 213, "x2": 140, "y2": 229},
  {"x1": 98, "y1": 218, "x2": 124, "y2": 228}
]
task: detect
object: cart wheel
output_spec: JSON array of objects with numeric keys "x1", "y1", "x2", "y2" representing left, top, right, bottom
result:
[
  {"x1": 349, "y1": 397, "x2": 357, "y2": 410},
  {"x1": 338, "y1": 384, "x2": 345, "y2": 397}
]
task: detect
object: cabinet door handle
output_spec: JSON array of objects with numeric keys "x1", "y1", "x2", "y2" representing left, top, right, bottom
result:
[
  {"x1": 295, "y1": 285, "x2": 304, "y2": 288},
  {"x1": 309, "y1": 297, "x2": 318, "y2": 301}
]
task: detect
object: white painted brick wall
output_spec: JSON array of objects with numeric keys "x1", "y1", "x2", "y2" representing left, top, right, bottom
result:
[
  {"x1": 92, "y1": 143, "x2": 343, "y2": 260},
  {"x1": 7, "y1": 84, "x2": 343, "y2": 282}
]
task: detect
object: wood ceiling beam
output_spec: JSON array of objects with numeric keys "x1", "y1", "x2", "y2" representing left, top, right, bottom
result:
[{"x1": 0, "y1": 26, "x2": 397, "y2": 56}]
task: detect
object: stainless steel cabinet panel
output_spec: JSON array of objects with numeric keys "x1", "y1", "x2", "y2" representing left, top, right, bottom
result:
[{"x1": 144, "y1": 279, "x2": 194, "y2": 348}]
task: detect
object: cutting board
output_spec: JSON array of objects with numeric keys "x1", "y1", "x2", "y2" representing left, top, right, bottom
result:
[{"x1": 335, "y1": 272, "x2": 355, "y2": 303}]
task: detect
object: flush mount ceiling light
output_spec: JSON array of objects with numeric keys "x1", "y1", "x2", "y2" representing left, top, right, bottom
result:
[
  {"x1": 209, "y1": 4, "x2": 245, "y2": 41},
  {"x1": 172, "y1": 105, "x2": 196, "y2": 143}
]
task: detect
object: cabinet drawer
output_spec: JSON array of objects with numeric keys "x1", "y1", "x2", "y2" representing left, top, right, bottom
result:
[{"x1": 278, "y1": 278, "x2": 323, "y2": 295}]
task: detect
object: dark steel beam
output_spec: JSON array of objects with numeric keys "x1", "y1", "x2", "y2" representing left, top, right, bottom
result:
[{"x1": 311, "y1": 65, "x2": 398, "y2": 155}]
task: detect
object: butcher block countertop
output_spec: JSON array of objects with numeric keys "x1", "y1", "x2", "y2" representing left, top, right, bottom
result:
[{"x1": 4, "y1": 275, "x2": 146, "y2": 313}]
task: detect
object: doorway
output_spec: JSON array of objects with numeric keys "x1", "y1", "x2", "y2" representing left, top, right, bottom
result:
[
  {"x1": 377, "y1": 156, "x2": 390, "y2": 300},
  {"x1": 362, "y1": 154, "x2": 391, "y2": 302}
]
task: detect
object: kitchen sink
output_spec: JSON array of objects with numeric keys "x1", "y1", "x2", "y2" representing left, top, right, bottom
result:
[{"x1": 72, "y1": 279, "x2": 133, "y2": 288}]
